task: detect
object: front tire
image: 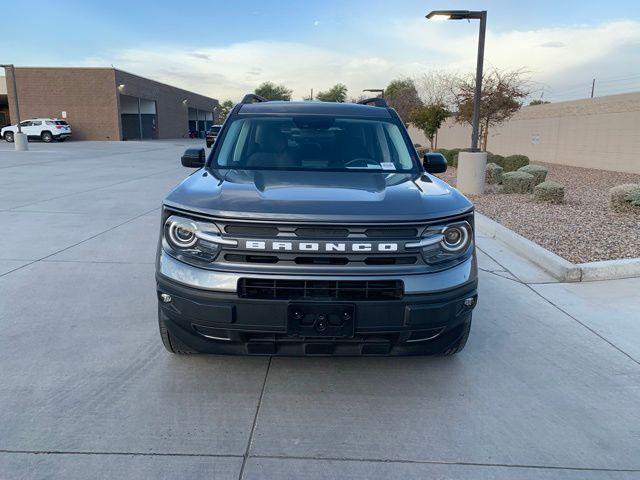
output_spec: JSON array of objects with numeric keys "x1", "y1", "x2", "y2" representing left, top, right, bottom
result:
[
  {"x1": 4, "y1": 132, "x2": 14, "y2": 143},
  {"x1": 41, "y1": 131, "x2": 53, "y2": 143},
  {"x1": 158, "y1": 306, "x2": 198, "y2": 354},
  {"x1": 440, "y1": 317, "x2": 472, "y2": 356}
]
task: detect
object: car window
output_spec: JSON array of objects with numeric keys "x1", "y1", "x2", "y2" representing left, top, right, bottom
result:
[
  {"x1": 212, "y1": 116, "x2": 417, "y2": 172},
  {"x1": 55, "y1": 121, "x2": 69, "y2": 126},
  {"x1": 19, "y1": 121, "x2": 32, "y2": 127},
  {"x1": 31, "y1": 121, "x2": 42, "y2": 126}
]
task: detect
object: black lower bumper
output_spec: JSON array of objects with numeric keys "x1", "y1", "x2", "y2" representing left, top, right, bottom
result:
[{"x1": 156, "y1": 273, "x2": 478, "y2": 356}]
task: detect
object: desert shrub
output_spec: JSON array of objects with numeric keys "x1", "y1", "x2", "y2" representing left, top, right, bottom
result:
[
  {"x1": 501, "y1": 171, "x2": 534, "y2": 193},
  {"x1": 518, "y1": 164, "x2": 548, "y2": 185},
  {"x1": 443, "y1": 148, "x2": 461, "y2": 167},
  {"x1": 502, "y1": 154, "x2": 530, "y2": 172},
  {"x1": 534, "y1": 180, "x2": 564, "y2": 204},
  {"x1": 414, "y1": 143, "x2": 422, "y2": 148},
  {"x1": 625, "y1": 189, "x2": 640, "y2": 206},
  {"x1": 487, "y1": 152, "x2": 505, "y2": 167},
  {"x1": 485, "y1": 162, "x2": 503, "y2": 185},
  {"x1": 609, "y1": 184, "x2": 640, "y2": 213}
]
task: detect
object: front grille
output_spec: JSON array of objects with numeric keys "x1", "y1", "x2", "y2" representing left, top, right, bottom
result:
[{"x1": 238, "y1": 278, "x2": 404, "y2": 301}]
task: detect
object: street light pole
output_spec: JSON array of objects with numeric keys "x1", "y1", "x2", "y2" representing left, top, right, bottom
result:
[
  {"x1": 363, "y1": 88, "x2": 384, "y2": 99},
  {"x1": 1, "y1": 64, "x2": 28, "y2": 150},
  {"x1": 425, "y1": 10, "x2": 488, "y2": 193},
  {"x1": 470, "y1": 11, "x2": 486, "y2": 151},
  {"x1": 1, "y1": 64, "x2": 22, "y2": 132}
]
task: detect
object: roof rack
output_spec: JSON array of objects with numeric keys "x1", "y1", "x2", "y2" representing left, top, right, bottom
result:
[
  {"x1": 357, "y1": 97, "x2": 388, "y2": 108},
  {"x1": 241, "y1": 93, "x2": 268, "y2": 104}
]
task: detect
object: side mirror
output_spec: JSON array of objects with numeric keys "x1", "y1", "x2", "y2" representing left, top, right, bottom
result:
[
  {"x1": 181, "y1": 148, "x2": 205, "y2": 168},
  {"x1": 423, "y1": 152, "x2": 447, "y2": 174}
]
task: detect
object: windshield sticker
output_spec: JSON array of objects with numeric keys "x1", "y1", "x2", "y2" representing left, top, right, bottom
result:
[{"x1": 381, "y1": 162, "x2": 396, "y2": 170}]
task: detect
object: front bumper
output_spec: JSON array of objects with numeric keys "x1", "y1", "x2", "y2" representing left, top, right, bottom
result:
[{"x1": 156, "y1": 252, "x2": 478, "y2": 355}]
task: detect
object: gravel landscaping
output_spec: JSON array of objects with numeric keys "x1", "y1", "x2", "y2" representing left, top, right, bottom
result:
[{"x1": 437, "y1": 162, "x2": 640, "y2": 263}]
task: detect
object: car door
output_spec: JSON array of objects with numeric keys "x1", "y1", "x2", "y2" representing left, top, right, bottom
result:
[
  {"x1": 18, "y1": 121, "x2": 35, "y2": 138},
  {"x1": 28, "y1": 120, "x2": 43, "y2": 138}
]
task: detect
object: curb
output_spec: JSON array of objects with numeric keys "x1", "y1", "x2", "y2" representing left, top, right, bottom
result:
[{"x1": 475, "y1": 213, "x2": 640, "y2": 282}]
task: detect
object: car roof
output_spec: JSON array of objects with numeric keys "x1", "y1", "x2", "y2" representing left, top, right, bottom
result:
[{"x1": 238, "y1": 101, "x2": 392, "y2": 118}]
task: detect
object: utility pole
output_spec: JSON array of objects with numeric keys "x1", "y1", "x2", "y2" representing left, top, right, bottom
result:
[
  {"x1": 590, "y1": 78, "x2": 595, "y2": 98},
  {"x1": 0, "y1": 64, "x2": 28, "y2": 150},
  {"x1": 310, "y1": 88, "x2": 313, "y2": 101}
]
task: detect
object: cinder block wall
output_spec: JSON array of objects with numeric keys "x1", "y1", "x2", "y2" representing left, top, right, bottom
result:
[
  {"x1": 6, "y1": 67, "x2": 120, "y2": 140},
  {"x1": 409, "y1": 92, "x2": 640, "y2": 174},
  {"x1": 114, "y1": 70, "x2": 218, "y2": 139}
]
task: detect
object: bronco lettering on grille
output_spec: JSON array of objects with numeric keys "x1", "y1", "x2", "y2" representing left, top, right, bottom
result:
[{"x1": 243, "y1": 240, "x2": 399, "y2": 253}]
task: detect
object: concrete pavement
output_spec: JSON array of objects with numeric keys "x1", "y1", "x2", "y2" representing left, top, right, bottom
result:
[{"x1": 1, "y1": 140, "x2": 639, "y2": 479}]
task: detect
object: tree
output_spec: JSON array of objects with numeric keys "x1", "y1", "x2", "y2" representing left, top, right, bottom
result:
[
  {"x1": 254, "y1": 81, "x2": 292, "y2": 101},
  {"x1": 529, "y1": 99, "x2": 550, "y2": 106},
  {"x1": 451, "y1": 68, "x2": 530, "y2": 151},
  {"x1": 415, "y1": 70, "x2": 457, "y2": 109},
  {"x1": 216, "y1": 100, "x2": 234, "y2": 123},
  {"x1": 385, "y1": 78, "x2": 422, "y2": 123},
  {"x1": 410, "y1": 104, "x2": 450, "y2": 150},
  {"x1": 316, "y1": 83, "x2": 348, "y2": 102}
]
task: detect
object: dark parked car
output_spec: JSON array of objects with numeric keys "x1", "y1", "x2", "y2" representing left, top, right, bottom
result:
[
  {"x1": 205, "y1": 125, "x2": 222, "y2": 148},
  {"x1": 156, "y1": 95, "x2": 477, "y2": 356}
]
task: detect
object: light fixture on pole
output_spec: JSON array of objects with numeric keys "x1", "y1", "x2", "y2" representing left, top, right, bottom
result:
[
  {"x1": 426, "y1": 10, "x2": 486, "y2": 152},
  {"x1": 426, "y1": 9, "x2": 488, "y2": 194},
  {"x1": 0, "y1": 64, "x2": 28, "y2": 151},
  {"x1": 362, "y1": 88, "x2": 384, "y2": 98}
]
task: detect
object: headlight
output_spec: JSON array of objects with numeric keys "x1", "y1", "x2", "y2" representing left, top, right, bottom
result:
[
  {"x1": 166, "y1": 217, "x2": 198, "y2": 249},
  {"x1": 407, "y1": 220, "x2": 473, "y2": 265},
  {"x1": 163, "y1": 215, "x2": 236, "y2": 262}
]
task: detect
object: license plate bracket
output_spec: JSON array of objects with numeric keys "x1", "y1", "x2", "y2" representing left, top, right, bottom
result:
[{"x1": 287, "y1": 303, "x2": 355, "y2": 338}]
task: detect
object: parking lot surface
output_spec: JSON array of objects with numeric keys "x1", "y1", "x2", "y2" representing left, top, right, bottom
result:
[{"x1": 1, "y1": 140, "x2": 639, "y2": 479}]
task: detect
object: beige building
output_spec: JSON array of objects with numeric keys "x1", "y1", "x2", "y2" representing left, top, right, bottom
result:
[{"x1": 409, "y1": 92, "x2": 640, "y2": 174}]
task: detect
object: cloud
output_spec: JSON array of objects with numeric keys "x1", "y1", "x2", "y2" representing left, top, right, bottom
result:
[
  {"x1": 540, "y1": 41, "x2": 566, "y2": 48},
  {"x1": 80, "y1": 20, "x2": 640, "y2": 102},
  {"x1": 392, "y1": 19, "x2": 640, "y2": 79},
  {"x1": 83, "y1": 41, "x2": 417, "y2": 101}
]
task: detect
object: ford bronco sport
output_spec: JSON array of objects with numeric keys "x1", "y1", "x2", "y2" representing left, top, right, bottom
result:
[{"x1": 156, "y1": 94, "x2": 477, "y2": 356}]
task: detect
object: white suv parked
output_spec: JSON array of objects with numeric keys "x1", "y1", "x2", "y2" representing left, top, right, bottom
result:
[{"x1": 1, "y1": 118, "x2": 72, "y2": 143}]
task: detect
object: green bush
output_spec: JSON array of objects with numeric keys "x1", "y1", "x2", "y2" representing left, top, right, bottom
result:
[
  {"x1": 609, "y1": 184, "x2": 640, "y2": 213},
  {"x1": 518, "y1": 164, "x2": 548, "y2": 185},
  {"x1": 444, "y1": 148, "x2": 461, "y2": 167},
  {"x1": 501, "y1": 171, "x2": 534, "y2": 194},
  {"x1": 487, "y1": 152, "x2": 505, "y2": 166},
  {"x1": 534, "y1": 180, "x2": 564, "y2": 204},
  {"x1": 502, "y1": 154, "x2": 529, "y2": 172},
  {"x1": 625, "y1": 189, "x2": 640, "y2": 206},
  {"x1": 485, "y1": 162, "x2": 503, "y2": 185}
]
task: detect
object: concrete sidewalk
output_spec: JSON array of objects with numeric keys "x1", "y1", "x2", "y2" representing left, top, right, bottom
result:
[{"x1": 0, "y1": 141, "x2": 638, "y2": 479}]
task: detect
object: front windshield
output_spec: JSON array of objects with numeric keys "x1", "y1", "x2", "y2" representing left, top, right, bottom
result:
[{"x1": 211, "y1": 115, "x2": 417, "y2": 172}]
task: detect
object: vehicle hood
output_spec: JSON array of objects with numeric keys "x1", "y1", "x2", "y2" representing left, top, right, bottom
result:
[{"x1": 164, "y1": 169, "x2": 473, "y2": 222}]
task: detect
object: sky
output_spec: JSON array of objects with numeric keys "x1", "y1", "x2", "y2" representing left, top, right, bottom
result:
[{"x1": 3, "y1": 0, "x2": 640, "y2": 102}]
